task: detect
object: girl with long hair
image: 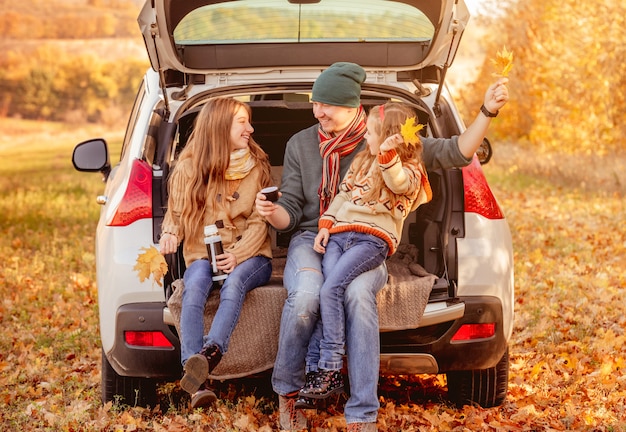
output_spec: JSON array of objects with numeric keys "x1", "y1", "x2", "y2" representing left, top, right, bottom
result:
[{"x1": 159, "y1": 97, "x2": 273, "y2": 408}]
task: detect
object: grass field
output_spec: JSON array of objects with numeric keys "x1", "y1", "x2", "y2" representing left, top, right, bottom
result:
[{"x1": 1, "y1": 117, "x2": 625, "y2": 431}]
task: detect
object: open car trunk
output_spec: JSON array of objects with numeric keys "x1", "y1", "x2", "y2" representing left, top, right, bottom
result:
[{"x1": 156, "y1": 94, "x2": 461, "y2": 379}]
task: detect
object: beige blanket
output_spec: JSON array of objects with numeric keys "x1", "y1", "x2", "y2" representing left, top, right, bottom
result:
[{"x1": 167, "y1": 244, "x2": 435, "y2": 380}]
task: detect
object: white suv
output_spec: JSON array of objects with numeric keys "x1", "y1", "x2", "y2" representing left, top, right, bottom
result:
[{"x1": 72, "y1": 0, "x2": 514, "y2": 409}]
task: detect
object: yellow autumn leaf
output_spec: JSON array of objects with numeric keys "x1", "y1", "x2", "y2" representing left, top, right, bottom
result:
[
  {"x1": 400, "y1": 116, "x2": 424, "y2": 147},
  {"x1": 491, "y1": 45, "x2": 514, "y2": 77},
  {"x1": 133, "y1": 245, "x2": 168, "y2": 287}
]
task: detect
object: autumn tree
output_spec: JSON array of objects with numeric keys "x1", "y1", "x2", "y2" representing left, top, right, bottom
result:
[
  {"x1": 462, "y1": 0, "x2": 626, "y2": 154},
  {"x1": 0, "y1": 1, "x2": 139, "y2": 39},
  {"x1": 0, "y1": 45, "x2": 147, "y2": 123}
]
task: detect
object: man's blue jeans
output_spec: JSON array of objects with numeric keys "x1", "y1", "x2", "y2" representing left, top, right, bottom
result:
[
  {"x1": 271, "y1": 230, "x2": 387, "y2": 424},
  {"x1": 180, "y1": 256, "x2": 272, "y2": 365},
  {"x1": 318, "y1": 231, "x2": 388, "y2": 370}
]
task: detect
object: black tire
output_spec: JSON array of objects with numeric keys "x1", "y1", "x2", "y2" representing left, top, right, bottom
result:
[
  {"x1": 101, "y1": 349, "x2": 158, "y2": 408},
  {"x1": 446, "y1": 347, "x2": 509, "y2": 408}
]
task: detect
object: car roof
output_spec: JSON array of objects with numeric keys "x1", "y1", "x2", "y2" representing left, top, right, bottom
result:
[{"x1": 139, "y1": 0, "x2": 469, "y2": 80}]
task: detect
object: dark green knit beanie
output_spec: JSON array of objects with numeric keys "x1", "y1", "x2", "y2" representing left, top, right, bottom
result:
[{"x1": 311, "y1": 62, "x2": 366, "y2": 108}]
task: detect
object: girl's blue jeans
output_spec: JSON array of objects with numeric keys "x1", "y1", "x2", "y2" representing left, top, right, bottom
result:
[
  {"x1": 318, "y1": 231, "x2": 388, "y2": 370},
  {"x1": 180, "y1": 255, "x2": 272, "y2": 365}
]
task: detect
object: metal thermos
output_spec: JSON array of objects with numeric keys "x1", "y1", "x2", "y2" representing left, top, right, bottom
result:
[{"x1": 204, "y1": 224, "x2": 228, "y2": 285}]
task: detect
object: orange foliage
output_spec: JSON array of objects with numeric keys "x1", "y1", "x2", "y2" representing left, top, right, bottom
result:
[
  {"x1": 461, "y1": 0, "x2": 626, "y2": 154},
  {"x1": 0, "y1": 0, "x2": 138, "y2": 39},
  {"x1": 2, "y1": 122, "x2": 625, "y2": 430},
  {"x1": 0, "y1": 45, "x2": 147, "y2": 122}
]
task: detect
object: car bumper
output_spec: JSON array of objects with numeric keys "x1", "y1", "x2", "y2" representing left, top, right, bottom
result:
[
  {"x1": 106, "y1": 302, "x2": 182, "y2": 379},
  {"x1": 379, "y1": 296, "x2": 507, "y2": 374}
]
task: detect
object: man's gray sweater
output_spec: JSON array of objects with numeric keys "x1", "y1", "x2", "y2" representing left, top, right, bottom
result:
[{"x1": 276, "y1": 124, "x2": 470, "y2": 234}]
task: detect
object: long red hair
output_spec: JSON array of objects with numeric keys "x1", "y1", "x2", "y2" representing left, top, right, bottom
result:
[{"x1": 172, "y1": 97, "x2": 271, "y2": 243}]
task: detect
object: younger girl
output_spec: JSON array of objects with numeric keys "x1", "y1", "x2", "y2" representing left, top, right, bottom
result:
[
  {"x1": 299, "y1": 102, "x2": 432, "y2": 399},
  {"x1": 159, "y1": 97, "x2": 273, "y2": 408}
]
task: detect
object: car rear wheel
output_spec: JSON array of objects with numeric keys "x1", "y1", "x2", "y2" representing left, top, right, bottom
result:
[
  {"x1": 101, "y1": 349, "x2": 158, "y2": 407},
  {"x1": 446, "y1": 347, "x2": 509, "y2": 408}
]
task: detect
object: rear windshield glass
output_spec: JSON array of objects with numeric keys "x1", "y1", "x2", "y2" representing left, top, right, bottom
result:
[{"x1": 173, "y1": 0, "x2": 435, "y2": 45}]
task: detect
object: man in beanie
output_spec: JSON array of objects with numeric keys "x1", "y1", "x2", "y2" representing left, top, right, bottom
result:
[
  {"x1": 310, "y1": 61, "x2": 364, "y2": 108},
  {"x1": 256, "y1": 62, "x2": 509, "y2": 431}
]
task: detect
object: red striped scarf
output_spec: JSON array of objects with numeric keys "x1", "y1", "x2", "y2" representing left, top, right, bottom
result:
[{"x1": 317, "y1": 105, "x2": 366, "y2": 215}]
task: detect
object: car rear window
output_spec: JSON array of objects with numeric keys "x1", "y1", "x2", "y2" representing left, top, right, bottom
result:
[{"x1": 173, "y1": 0, "x2": 435, "y2": 45}]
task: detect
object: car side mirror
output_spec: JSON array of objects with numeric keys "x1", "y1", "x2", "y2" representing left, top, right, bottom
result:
[
  {"x1": 476, "y1": 137, "x2": 493, "y2": 165},
  {"x1": 72, "y1": 138, "x2": 111, "y2": 181}
]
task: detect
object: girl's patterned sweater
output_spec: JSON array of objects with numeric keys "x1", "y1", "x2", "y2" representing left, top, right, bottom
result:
[{"x1": 318, "y1": 148, "x2": 431, "y2": 255}]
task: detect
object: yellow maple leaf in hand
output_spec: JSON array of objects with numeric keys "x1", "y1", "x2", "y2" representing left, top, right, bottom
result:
[
  {"x1": 400, "y1": 116, "x2": 424, "y2": 147},
  {"x1": 491, "y1": 46, "x2": 514, "y2": 77},
  {"x1": 133, "y1": 245, "x2": 168, "y2": 287}
]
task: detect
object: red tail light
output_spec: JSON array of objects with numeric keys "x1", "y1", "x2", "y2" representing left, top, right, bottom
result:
[
  {"x1": 125, "y1": 331, "x2": 173, "y2": 348},
  {"x1": 462, "y1": 156, "x2": 503, "y2": 219},
  {"x1": 108, "y1": 159, "x2": 152, "y2": 226},
  {"x1": 451, "y1": 323, "x2": 496, "y2": 341}
]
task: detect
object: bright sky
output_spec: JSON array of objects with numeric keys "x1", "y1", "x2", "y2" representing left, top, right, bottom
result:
[
  {"x1": 465, "y1": 0, "x2": 482, "y2": 16},
  {"x1": 464, "y1": 0, "x2": 500, "y2": 17}
]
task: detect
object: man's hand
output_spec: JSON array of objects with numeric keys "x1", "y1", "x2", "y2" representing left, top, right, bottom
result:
[
  {"x1": 255, "y1": 190, "x2": 281, "y2": 218},
  {"x1": 484, "y1": 77, "x2": 509, "y2": 114}
]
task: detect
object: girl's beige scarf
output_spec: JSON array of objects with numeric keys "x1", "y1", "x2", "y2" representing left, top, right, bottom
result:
[{"x1": 225, "y1": 148, "x2": 255, "y2": 180}]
